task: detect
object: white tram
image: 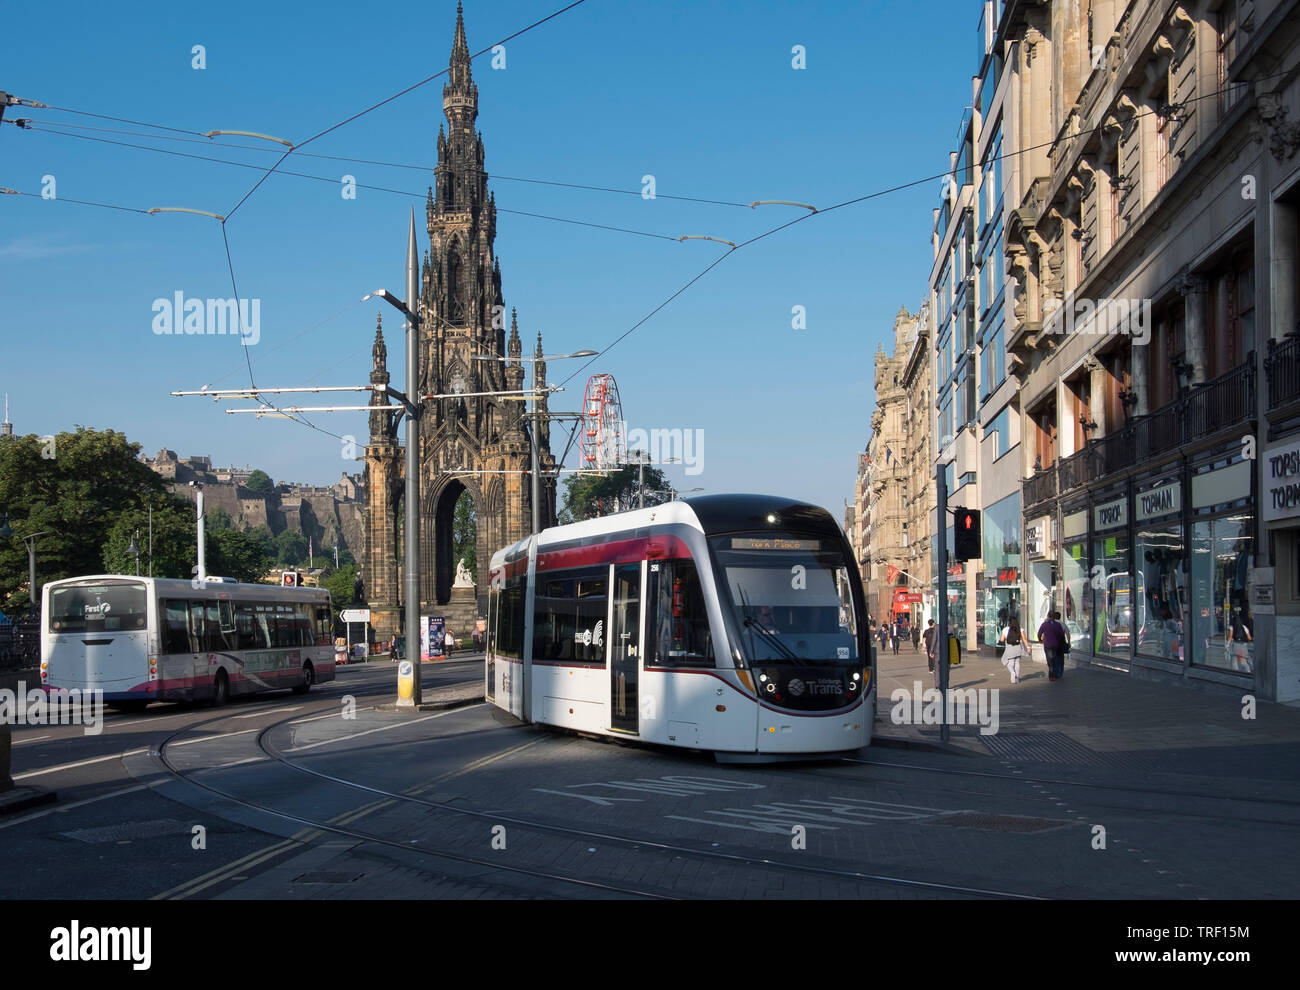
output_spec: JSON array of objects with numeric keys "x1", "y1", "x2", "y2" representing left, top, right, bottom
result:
[
  {"x1": 41, "y1": 575, "x2": 336, "y2": 710},
  {"x1": 485, "y1": 495, "x2": 874, "y2": 760}
]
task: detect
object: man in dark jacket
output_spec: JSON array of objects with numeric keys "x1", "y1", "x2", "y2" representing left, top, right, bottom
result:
[
  {"x1": 923, "y1": 619, "x2": 937, "y2": 672},
  {"x1": 1038, "y1": 610, "x2": 1067, "y2": 681}
]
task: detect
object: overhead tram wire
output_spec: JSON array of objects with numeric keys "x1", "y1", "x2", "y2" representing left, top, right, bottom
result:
[
  {"x1": 16, "y1": 126, "x2": 688, "y2": 242},
  {"x1": 12, "y1": 72, "x2": 1271, "y2": 425},
  {"x1": 556, "y1": 72, "x2": 1280, "y2": 387},
  {"x1": 162, "y1": 0, "x2": 591, "y2": 442},
  {"x1": 221, "y1": 0, "x2": 589, "y2": 222}
]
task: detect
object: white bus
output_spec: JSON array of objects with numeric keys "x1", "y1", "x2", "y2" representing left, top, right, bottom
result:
[
  {"x1": 486, "y1": 495, "x2": 874, "y2": 761},
  {"x1": 41, "y1": 575, "x2": 336, "y2": 711}
]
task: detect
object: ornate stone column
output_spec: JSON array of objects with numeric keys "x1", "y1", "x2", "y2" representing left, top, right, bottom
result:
[{"x1": 1179, "y1": 270, "x2": 1209, "y2": 384}]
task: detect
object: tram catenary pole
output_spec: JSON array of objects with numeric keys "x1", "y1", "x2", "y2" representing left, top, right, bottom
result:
[{"x1": 401, "y1": 210, "x2": 422, "y2": 708}]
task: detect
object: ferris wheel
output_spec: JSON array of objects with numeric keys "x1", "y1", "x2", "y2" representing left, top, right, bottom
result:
[{"x1": 581, "y1": 374, "x2": 625, "y2": 471}]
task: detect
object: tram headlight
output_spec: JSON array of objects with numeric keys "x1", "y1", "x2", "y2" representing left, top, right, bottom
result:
[{"x1": 765, "y1": 682, "x2": 776, "y2": 694}]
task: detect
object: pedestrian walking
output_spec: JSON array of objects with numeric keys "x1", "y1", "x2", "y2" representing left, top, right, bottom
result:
[
  {"x1": 877, "y1": 622, "x2": 889, "y2": 655},
  {"x1": 923, "y1": 619, "x2": 937, "y2": 673},
  {"x1": 1038, "y1": 610, "x2": 1068, "y2": 681},
  {"x1": 911, "y1": 622, "x2": 921, "y2": 652},
  {"x1": 998, "y1": 616, "x2": 1026, "y2": 684},
  {"x1": 1227, "y1": 610, "x2": 1253, "y2": 673},
  {"x1": 890, "y1": 620, "x2": 901, "y2": 654}
]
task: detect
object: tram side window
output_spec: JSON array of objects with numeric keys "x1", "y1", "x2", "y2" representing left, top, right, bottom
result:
[
  {"x1": 533, "y1": 577, "x2": 575, "y2": 661},
  {"x1": 497, "y1": 577, "x2": 527, "y2": 659},
  {"x1": 573, "y1": 569, "x2": 608, "y2": 663},
  {"x1": 647, "y1": 559, "x2": 713, "y2": 667},
  {"x1": 160, "y1": 600, "x2": 190, "y2": 654}
]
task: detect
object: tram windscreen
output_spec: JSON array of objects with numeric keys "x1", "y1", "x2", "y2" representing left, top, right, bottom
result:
[{"x1": 710, "y1": 535, "x2": 858, "y2": 663}]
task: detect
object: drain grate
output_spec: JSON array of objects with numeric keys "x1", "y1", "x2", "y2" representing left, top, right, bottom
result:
[
  {"x1": 292, "y1": 871, "x2": 362, "y2": 885},
  {"x1": 930, "y1": 812, "x2": 1071, "y2": 833},
  {"x1": 981, "y1": 731, "x2": 1107, "y2": 766}
]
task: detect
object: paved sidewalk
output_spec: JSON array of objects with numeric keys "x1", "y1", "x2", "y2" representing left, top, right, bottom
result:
[{"x1": 872, "y1": 639, "x2": 1300, "y2": 776}]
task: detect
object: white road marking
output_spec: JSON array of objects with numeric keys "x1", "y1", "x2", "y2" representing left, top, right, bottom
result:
[
  {"x1": 13, "y1": 748, "x2": 150, "y2": 780},
  {"x1": 0, "y1": 782, "x2": 154, "y2": 829},
  {"x1": 286, "y1": 703, "x2": 485, "y2": 752},
  {"x1": 11, "y1": 735, "x2": 52, "y2": 746},
  {"x1": 12, "y1": 725, "x2": 263, "y2": 779}
]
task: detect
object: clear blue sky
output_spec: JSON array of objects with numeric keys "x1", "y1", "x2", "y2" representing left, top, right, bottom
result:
[{"x1": 1, "y1": 0, "x2": 977, "y2": 521}]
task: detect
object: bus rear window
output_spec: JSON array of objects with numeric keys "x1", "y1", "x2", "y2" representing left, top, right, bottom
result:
[{"x1": 49, "y1": 583, "x2": 148, "y2": 634}]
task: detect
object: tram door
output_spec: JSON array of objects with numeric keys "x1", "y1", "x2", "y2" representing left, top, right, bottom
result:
[{"x1": 609, "y1": 562, "x2": 641, "y2": 734}]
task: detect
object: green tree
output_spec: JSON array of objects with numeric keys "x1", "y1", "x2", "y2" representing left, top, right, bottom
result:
[
  {"x1": 247, "y1": 525, "x2": 276, "y2": 559},
  {"x1": 209, "y1": 529, "x2": 272, "y2": 583},
  {"x1": 452, "y1": 491, "x2": 477, "y2": 581},
  {"x1": 558, "y1": 463, "x2": 670, "y2": 523},
  {"x1": 0, "y1": 427, "x2": 171, "y2": 612},
  {"x1": 206, "y1": 506, "x2": 234, "y2": 531},
  {"x1": 245, "y1": 469, "x2": 273, "y2": 493},
  {"x1": 102, "y1": 494, "x2": 199, "y2": 579},
  {"x1": 274, "y1": 529, "x2": 308, "y2": 567},
  {"x1": 321, "y1": 564, "x2": 358, "y2": 614}
]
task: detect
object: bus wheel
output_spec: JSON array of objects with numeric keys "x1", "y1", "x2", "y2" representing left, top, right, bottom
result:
[
  {"x1": 210, "y1": 670, "x2": 229, "y2": 708},
  {"x1": 292, "y1": 663, "x2": 315, "y2": 695}
]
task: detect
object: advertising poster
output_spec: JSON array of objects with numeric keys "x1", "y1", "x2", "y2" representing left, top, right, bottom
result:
[{"x1": 422, "y1": 616, "x2": 446, "y2": 660}]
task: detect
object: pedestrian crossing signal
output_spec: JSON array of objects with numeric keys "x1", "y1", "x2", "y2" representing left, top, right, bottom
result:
[{"x1": 953, "y1": 509, "x2": 980, "y2": 561}]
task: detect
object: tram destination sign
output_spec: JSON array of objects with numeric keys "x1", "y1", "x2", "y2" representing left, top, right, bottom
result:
[{"x1": 731, "y1": 537, "x2": 821, "y2": 551}]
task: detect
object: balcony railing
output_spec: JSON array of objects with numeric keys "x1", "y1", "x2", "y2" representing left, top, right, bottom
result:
[
  {"x1": 1022, "y1": 362, "x2": 1255, "y2": 503},
  {"x1": 1267, "y1": 336, "x2": 1300, "y2": 408},
  {"x1": 1023, "y1": 465, "x2": 1057, "y2": 508}
]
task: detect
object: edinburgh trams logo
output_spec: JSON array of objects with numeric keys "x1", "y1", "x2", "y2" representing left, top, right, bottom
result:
[{"x1": 787, "y1": 677, "x2": 805, "y2": 697}]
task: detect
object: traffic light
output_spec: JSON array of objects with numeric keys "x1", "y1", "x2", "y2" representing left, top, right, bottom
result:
[{"x1": 953, "y1": 508, "x2": 981, "y2": 561}]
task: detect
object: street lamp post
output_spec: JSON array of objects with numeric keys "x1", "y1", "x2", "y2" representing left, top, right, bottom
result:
[
  {"x1": 363, "y1": 208, "x2": 424, "y2": 708},
  {"x1": 127, "y1": 530, "x2": 141, "y2": 576},
  {"x1": 0, "y1": 517, "x2": 52, "y2": 617}
]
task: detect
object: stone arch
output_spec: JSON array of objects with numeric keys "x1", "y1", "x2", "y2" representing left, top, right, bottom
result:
[{"x1": 424, "y1": 475, "x2": 483, "y2": 606}]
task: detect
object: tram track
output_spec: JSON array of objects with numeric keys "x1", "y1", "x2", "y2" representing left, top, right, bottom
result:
[
  {"x1": 150, "y1": 705, "x2": 672, "y2": 900},
  {"x1": 247, "y1": 708, "x2": 1041, "y2": 899},
  {"x1": 148, "y1": 702, "x2": 1045, "y2": 899},
  {"x1": 830, "y1": 755, "x2": 1300, "y2": 826}
]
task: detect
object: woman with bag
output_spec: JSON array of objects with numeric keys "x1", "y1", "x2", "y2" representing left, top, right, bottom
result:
[
  {"x1": 1227, "y1": 611, "x2": 1253, "y2": 673},
  {"x1": 998, "y1": 616, "x2": 1026, "y2": 684}
]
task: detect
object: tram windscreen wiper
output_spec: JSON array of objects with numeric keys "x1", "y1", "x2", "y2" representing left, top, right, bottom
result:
[{"x1": 736, "y1": 585, "x2": 799, "y2": 662}]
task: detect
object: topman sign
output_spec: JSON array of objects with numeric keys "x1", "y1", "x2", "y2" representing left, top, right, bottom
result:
[
  {"x1": 1136, "y1": 482, "x2": 1180, "y2": 522},
  {"x1": 1094, "y1": 497, "x2": 1127, "y2": 531},
  {"x1": 1264, "y1": 440, "x2": 1300, "y2": 524}
]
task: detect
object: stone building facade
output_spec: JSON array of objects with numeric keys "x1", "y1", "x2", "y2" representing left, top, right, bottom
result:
[
  {"x1": 994, "y1": 0, "x2": 1300, "y2": 701},
  {"x1": 863, "y1": 306, "x2": 931, "y2": 626},
  {"x1": 364, "y1": 5, "x2": 557, "y2": 642}
]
